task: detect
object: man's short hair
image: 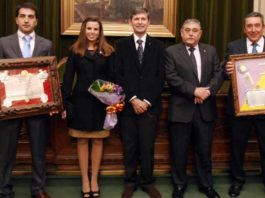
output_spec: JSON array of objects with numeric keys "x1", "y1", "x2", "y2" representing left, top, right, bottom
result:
[
  {"x1": 130, "y1": 7, "x2": 150, "y2": 20},
  {"x1": 245, "y1": 12, "x2": 264, "y2": 25},
  {"x1": 181, "y1": 18, "x2": 202, "y2": 30},
  {"x1": 16, "y1": 2, "x2": 39, "y2": 19}
]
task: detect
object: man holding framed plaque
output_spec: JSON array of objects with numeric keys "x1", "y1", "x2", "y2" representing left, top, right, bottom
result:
[
  {"x1": 224, "y1": 12, "x2": 265, "y2": 197},
  {"x1": 0, "y1": 2, "x2": 53, "y2": 198}
]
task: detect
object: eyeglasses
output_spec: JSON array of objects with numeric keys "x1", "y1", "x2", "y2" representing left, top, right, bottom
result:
[{"x1": 182, "y1": 28, "x2": 201, "y2": 33}]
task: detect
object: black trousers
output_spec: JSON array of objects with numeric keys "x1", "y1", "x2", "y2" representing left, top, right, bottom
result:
[
  {"x1": 228, "y1": 115, "x2": 265, "y2": 185},
  {"x1": 120, "y1": 112, "x2": 158, "y2": 188},
  {"x1": 168, "y1": 108, "x2": 215, "y2": 189},
  {"x1": 0, "y1": 115, "x2": 48, "y2": 196}
]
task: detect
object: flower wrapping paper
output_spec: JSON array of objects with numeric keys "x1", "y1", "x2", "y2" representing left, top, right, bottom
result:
[{"x1": 88, "y1": 79, "x2": 125, "y2": 130}]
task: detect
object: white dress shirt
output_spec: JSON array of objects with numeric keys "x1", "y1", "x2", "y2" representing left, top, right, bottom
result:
[
  {"x1": 186, "y1": 44, "x2": 202, "y2": 82},
  {"x1": 246, "y1": 37, "x2": 264, "y2": 54},
  {"x1": 129, "y1": 34, "x2": 151, "y2": 106},
  {"x1": 133, "y1": 34, "x2": 147, "y2": 50},
  {"x1": 17, "y1": 30, "x2": 35, "y2": 56}
]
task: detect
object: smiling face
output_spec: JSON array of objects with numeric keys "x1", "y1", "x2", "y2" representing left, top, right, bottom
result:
[
  {"x1": 85, "y1": 21, "x2": 100, "y2": 43},
  {"x1": 181, "y1": 21, "x2": 202, "y2": 47},
  {"x1": 129, "y1": 12, "x2": 150, "y2": 37},
  {"x1": 244, "y1": 16, "x2": 265, "y2": 43},
  {"x1": 16, "y1": 8, "x2": 37, "y2": 34}
]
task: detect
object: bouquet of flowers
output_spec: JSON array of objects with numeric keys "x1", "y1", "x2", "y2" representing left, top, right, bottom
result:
[{"x1": 88, "y1": 79, "x2": 125, "y2": 130}]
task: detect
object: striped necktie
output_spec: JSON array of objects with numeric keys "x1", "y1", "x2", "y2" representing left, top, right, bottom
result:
[{"x1": 252, "y1": 42, "x2": 258, "y2": 54}]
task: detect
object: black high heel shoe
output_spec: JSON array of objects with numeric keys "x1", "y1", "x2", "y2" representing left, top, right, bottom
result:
[
  {"x1": 81, "y1": 191, "x2": 91, "y2": 198},
  {"x1": 91, "y1": 190, "x2": 100, "y2": 198}
]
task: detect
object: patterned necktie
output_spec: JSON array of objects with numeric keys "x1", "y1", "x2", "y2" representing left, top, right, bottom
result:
[
  {"x1": 137, "y1": 39, "x2": 144, "y2": 64},
  {"x1": 188, "y1": 47, "x2": 198, "y2": 77},
  {"x1": 22, "y1": 35, "x2": 32, "y2": 58},
  {"x1": 252, "y1": 42, "x2": 258, "y2": 54}
]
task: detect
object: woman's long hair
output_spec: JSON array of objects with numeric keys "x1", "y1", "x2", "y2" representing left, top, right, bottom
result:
[{"x1": 71, "y1": 16, "x2": 114, "y2": 57}]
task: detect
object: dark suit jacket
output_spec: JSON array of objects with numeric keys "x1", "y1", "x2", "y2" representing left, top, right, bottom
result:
[
  {"x1": 0, "y1": 33, "x2": 53, "y2": 58},
  {"x1": 224, "y1": 37, "x2": 265, "y2": 116},
  {"x1": 165, "y1": 42, "x2": 224, "y2": 123},
  {"x1": 62, "y1": 50, "x2": 113, "y2": 131},
  {"x1": 115, "y1": 35, "x2": 165, "y2": 115}
]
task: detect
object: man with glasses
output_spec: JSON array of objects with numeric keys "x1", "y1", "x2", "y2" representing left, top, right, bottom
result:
[{"x1": 165, "y1": 18, "x2": 223, "y2": 198}]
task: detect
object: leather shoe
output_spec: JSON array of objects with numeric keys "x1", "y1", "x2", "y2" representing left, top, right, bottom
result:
[
  {"x1": 172, "y1": 186, "x2": 185, "y2": 198},
  {"x1": 31, "y1": 192, "x2": 51, "y2": 198},
  {"x1": 199, "y1": 187, "x2": 220, "y2": 198},
  {"x1": 228, "y1": 184, "x2": 242, "y2": 197},
  {"x1": 142, "y1": 186, "x2": 161, "y2": 198},
  {"x1": 121, "y1": 186, "x2": 135, "y2": 198}
]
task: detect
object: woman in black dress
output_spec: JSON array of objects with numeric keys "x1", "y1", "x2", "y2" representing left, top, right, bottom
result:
[{"x1": 62, "y1": 16, "x2": 114, "y2": 198}]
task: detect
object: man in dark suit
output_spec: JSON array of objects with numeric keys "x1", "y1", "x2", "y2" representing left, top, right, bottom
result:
[
  {"x1": 165, "y1": 18, "x2": 223, "y2": 198},
  {"x1": 115, "y1": 8, "x2": 165, "y2": 198},
  {"x1": 0, "y1": 2, "x2": 53, "y2": 198},
  {"x1": 224, "y1": 12, "x2": 265, "y2": 197}
]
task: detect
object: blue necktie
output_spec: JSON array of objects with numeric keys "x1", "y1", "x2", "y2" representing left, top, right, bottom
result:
[
  {"x1": 252, "y1": 42, "x2": 258, "y2": 54},
  {"x1": 22, "y1": 35, "x2": 32, "y2": 58}
]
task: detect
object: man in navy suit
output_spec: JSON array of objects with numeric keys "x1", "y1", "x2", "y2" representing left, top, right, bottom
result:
[
  {"x1": 224, "y1": 12, "x2": 265, "y2": 197},
  {"x1": 0, "y1": 2, "x2": 53, "y2": 198},
  {"x1": 165, "y1": 18, "x2": 223, "y2": 198},
  {"x1": 115, "y1": 7, "x2": 165, "y2": 198}
]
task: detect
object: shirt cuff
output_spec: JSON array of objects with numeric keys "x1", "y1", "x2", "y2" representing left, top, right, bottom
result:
[
  {"x1": 129, "y1": 96, "x2": 137, "y2": 103},
  {"x1": 143, "y1": 99, "x2": 151, "y2": 107}
]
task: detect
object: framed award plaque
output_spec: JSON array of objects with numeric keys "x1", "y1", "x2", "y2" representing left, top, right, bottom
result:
[
  {"x1": 230, "y1": 52, "x2": 265, "y2": 116},
  {"x1": 0, "y1": 56, "x2": 63, "y2": 120}
]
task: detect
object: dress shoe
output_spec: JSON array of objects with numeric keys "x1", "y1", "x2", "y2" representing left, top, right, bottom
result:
[
  {"x1": 81, "y1": 190, "x2": 91, "y2": 198},
  {"x1": 142, "y1": 186, "x2": 161, "y2": 198},
  {"x1": 228, "y1": 184, "x2": 242, "y2": 197},
  {"x1": 31, "y1": 192, "x2": 51, "y2": 198},
  {"x1": 121, "y1": 186, "x2": 135, "y2": 198},
  {"x1": 91, "y1": 190, "x2": 100, "y2": 198},
  {"x1": 172, "y1": 186, "x2": 185, "y2": 198},
  {"x1": 199, "y1": 187, "x2": 220, "y2": 198}
]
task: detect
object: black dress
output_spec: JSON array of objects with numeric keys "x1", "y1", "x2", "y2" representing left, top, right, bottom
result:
[{"x1": 62, "y1": 50, "x2": 113, "y2": 132}]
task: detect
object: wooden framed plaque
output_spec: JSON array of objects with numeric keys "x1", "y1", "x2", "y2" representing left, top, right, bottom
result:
[
  {"x1": 230, "y1": 52, "x2": 265, "y2": 116},
  {"x1": 0, "y1": 56, "x2": 63, "y2": 120}
]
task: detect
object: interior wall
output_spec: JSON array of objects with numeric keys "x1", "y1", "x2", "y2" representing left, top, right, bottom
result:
[{"x1": 0, "y1": 0, "x2": 253, "y2": 61}]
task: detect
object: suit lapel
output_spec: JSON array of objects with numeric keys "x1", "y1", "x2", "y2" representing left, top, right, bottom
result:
[
  {"x1": 128, "y1": 35, "x2": 141, "y2": 72},
  {"x1": 180, "y1": 43, "x2": 198, "y2": 80},
  {"x1": 263, "y1": 36, "x2": 265, "y2": 52},
  {"x1": 140, "y1": 35, "x2": 152, "y2": 71},
  {"x1": 33, "y1": 35, "x2": 42, "y2": 56},
  {"x1": 10, "y1": 34, "x2": 23, "y2": 58},
  {"x1": 199, "y1": 44, "x2": 207, "y2": 83},
  {"x1": 239, "y1": 38, "x2": 248, "y2": 54}
]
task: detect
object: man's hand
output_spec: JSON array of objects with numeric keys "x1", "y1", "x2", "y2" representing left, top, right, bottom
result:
[
  {"x1": 226, "y1": 61, "x2": 234, "y2": 75},
  {"x1": 131, "y1": 98, "x2": 148, "y2": 114},
  {"x1": 194, "y1": 97, "x2": 204, "y2": 104},
  {"x1": 194, "y1": 87, "x2": 211, "y2": 100}
]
